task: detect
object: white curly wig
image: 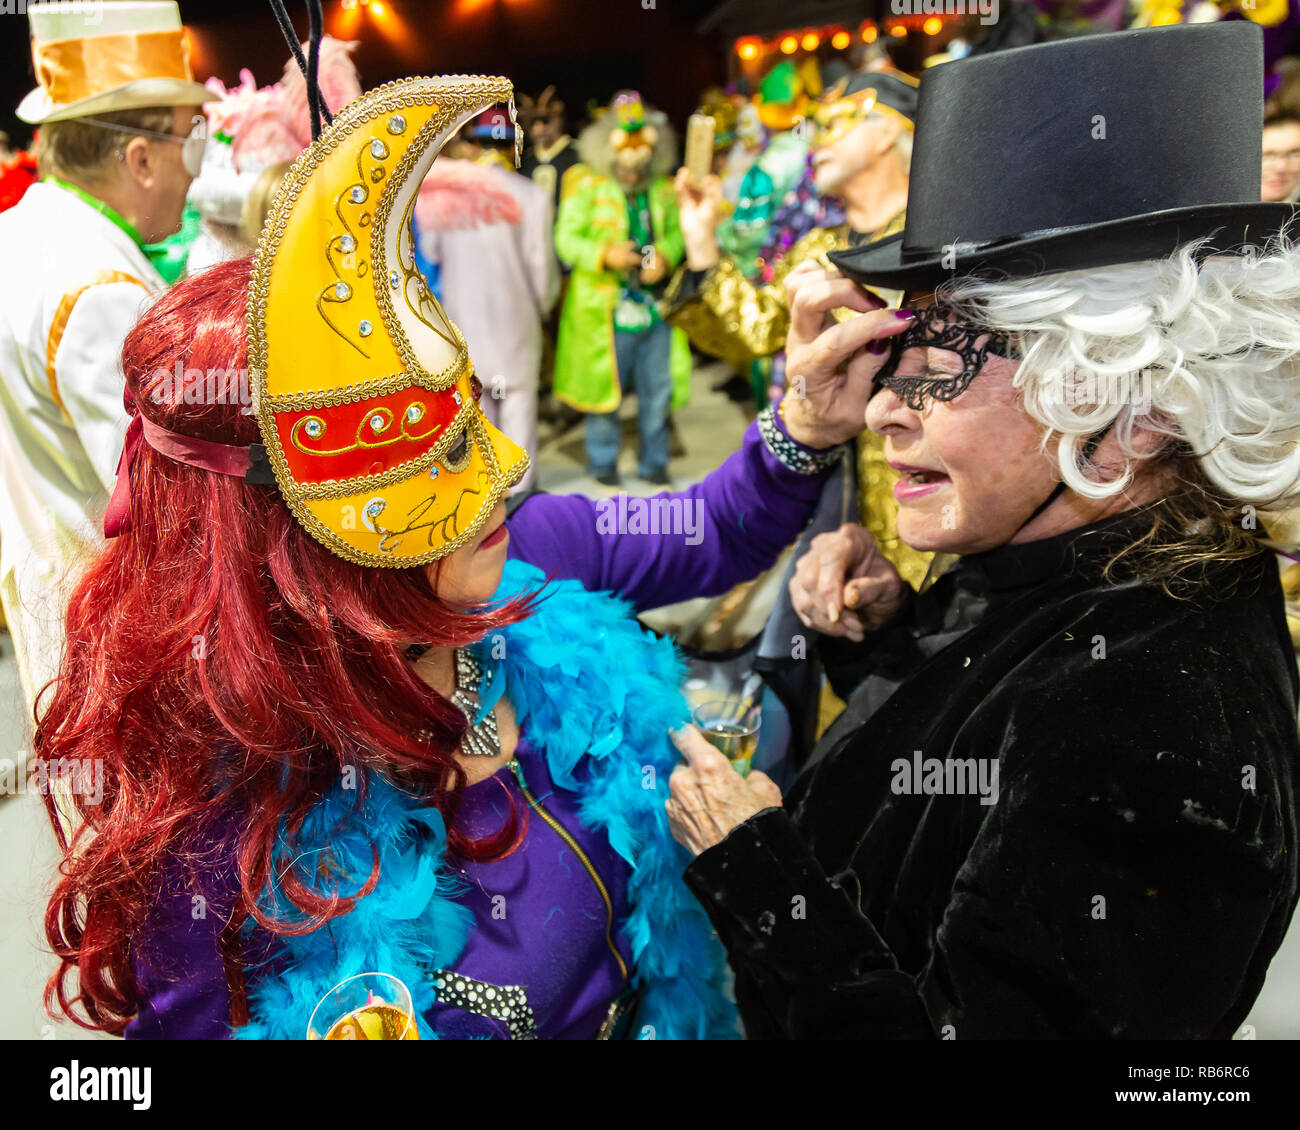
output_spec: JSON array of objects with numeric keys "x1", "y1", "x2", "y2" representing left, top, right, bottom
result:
[{"x1": 940, "y1": 238, "x2": 1300, "y2": 512}]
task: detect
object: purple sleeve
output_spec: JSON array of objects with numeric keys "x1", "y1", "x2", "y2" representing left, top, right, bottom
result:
[
  {"x1": 125, "y1": 894, "x2": 236, "y2": 1040},
  {"x1": 506, "y1": 415, "x2": 834, "y2": 612},
  {"x1": 124, "y1": 814, "x2": 250, "y2": 1040}
]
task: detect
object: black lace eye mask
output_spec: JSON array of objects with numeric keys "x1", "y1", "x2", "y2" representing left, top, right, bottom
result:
[{"x1": 873, "y1": 304, "x2": 1021, "y2": 409}]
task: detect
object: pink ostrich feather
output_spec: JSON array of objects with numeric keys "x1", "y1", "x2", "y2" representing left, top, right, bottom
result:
[
  {"x1": 277, "y1": 36, "x2": 363, "y2": 151},
  {"x1": 205, "y1": 70, "x2": 264, "y2": 139},
  {"x1": 416, "y1": 160, "x2": 523, "y2": 232},
  {"x1": 227, "y1": 37, "x2": 362, "y2": 174}
]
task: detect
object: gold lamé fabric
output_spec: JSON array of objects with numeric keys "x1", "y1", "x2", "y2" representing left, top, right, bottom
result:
[
  {"x1": 1265, "y1": 509, "x2": 1300, "y2": 650},
  {"x1": 665, "y1": 224, "x2": 845, "y2": 374}
]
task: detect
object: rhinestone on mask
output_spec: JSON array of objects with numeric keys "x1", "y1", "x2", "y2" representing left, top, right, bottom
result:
[
  {"x1": 370, "y1": 139, "x2": 389, "y2": 159},
  {"x1": 370, "y1": 414, "x2": 385, "y2": 432},
  {"x1": 349, "y1": 185, "x2": 366, "y2": 204},
  {"x1": 359, "y1": 320, "x2": 373, "y2": 337},
  {"x1": 388, "y1": 115, "x2": 406, "y2": 134},
  {"x1": 406, "y1": 403, "x2": 424, "y2": 423},
  {"x1": 339, "y1": 234, "x2": 356, "y2": 253},
  {"x1": 303, "y1": 418, "x2": 323, "y2": 439},
  {"x1": 334, "y1": 282, "x2": 351, "y2": 300}
]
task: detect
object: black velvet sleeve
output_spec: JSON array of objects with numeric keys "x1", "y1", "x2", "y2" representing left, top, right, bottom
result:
[
  {"x1": 684, "y1": 808, "x2": 936, "y2": 1038},
  {"x1": 684, "y1": 593, "x2": 1298, "y2": 1038}
]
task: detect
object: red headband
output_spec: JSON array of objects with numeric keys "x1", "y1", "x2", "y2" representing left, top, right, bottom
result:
[{"x1": 103, "y1": 403, "x2": 274, "y2": 538}]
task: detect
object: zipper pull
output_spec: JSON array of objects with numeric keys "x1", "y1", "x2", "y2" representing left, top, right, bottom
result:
[{"x1": 507, "y1": 757, "x2": 526, "y2": 791}]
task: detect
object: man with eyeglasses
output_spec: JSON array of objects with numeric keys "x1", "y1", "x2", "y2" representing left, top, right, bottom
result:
[
  {"x1": 0, "y1": 1, "x2": 210, "y2": 718},
  {"x1": 1262, "y1": 110, "x2": 1300, "y2": 202}
]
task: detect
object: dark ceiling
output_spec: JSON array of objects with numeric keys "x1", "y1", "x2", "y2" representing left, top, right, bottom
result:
[{"x1": 2, "y1": 0, "x2": 731, "y2": 145}]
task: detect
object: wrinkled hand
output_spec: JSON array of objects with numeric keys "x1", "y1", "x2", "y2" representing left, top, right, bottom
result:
[
  {"x1": 780, "y1": 261, "x2": 915, "y2": 450},
  {"x1": 674, "y1": 167, "x2": 723, "y2": 271},
  {"x1": 666, "y1": 726, "x2": 783, "y2": 857},
  {"x1": 791, "y1": 522, "x2": 908, "y2": 640},
  {"x1": 603, "y1": 239, "x2": 642, "y2": 272},
  {"x1": 640, "y1": 247, "x2": 667, "y2": 285}
]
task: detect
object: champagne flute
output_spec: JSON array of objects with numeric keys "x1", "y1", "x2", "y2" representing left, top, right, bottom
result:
[
  {"x1": 306, "y1": 972, "x2": 419, "y2": 1041},
  {"x1": 692, "y1": 699, "x2": 761, "y2": 778}
]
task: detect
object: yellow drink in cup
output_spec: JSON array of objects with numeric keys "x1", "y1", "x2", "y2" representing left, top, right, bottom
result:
[
  {"x1": 307, "y1": 973, "x2": 419, "y2": 1041},
  {"x1": 692, "y1": 700, "x2": 761, "y2": 777}
]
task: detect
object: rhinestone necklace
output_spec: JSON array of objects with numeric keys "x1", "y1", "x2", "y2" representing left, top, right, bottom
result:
[{"x1": 450, "y1": 648, "x2": 501, "y2": 758}]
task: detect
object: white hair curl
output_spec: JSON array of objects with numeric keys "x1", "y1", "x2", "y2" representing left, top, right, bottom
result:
[{"x1": 940, "y1": 238, "x2": 1300, "y2": 510}]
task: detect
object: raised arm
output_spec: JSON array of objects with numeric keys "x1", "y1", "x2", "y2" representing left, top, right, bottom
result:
[
  {"x1": 506, "y1": 410, "x2": 838, "y2": 611},
  {"x1": 553, "y1": 169, "x2": 609, "y2": 274},
  {"x1": 508, "y1": 264, "x2": 916, "y2": 611},
  {"x1": 664, "y1": 170, "x2": 838, "y2": 371}
]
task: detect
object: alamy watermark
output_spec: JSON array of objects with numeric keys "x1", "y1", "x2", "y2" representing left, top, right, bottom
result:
[
  {"x1": 50, "y1": 1061, "x2": 150, "y2": 1110},
  {"x1": 594, "y1": 492, "x2": 704, "y2": 546},
  {"x1": 891, "y1": 750, "x2": 999, "y2": 806},
  {"x1": 0, "y1": 755, "x2": 103, "y2": 805},
  {"x1": 150, "y1": 361, "x2": 253, "y2": 408},
  {"x1": 890, "y1": 0, "x2": 999, "y2": 26},
  {"x1": 1, "y1": 0, "x2": 103, "y2": 21},
  {"x1": 1048, "y1": 367, "x2": 1154, "y2": 413}
]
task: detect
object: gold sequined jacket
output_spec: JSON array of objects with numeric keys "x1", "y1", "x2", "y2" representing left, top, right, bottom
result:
[{"x1": 664, "y1": 215, "x2": 931, "y2": 589}]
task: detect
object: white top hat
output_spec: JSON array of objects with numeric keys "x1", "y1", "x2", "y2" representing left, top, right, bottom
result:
[{"x1": 17, "y1": 1, "x2": 212, "y2": 125}]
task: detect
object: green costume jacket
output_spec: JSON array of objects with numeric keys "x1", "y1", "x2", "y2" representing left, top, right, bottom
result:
[{"x1": 552, "y1": 167, "x2": 692, "y2": 414}]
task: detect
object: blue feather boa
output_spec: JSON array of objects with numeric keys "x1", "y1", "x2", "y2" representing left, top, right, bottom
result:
[{"x1": 236, "y1": 559, "x2": 738, "y2": 1040}]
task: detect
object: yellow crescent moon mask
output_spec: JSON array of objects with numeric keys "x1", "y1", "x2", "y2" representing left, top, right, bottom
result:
[{"x1": 248, "y1": 75, "x2": 529, "y2": 567}]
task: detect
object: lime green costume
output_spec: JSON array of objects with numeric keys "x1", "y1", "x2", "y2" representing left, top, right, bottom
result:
[{"x1": 552, "y1": 167, "x2": 691, "y2": 414}]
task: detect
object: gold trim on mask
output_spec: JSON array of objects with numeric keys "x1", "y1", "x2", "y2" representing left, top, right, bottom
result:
[
  {"x1": 259, "y1": 365, "x2": 474, "y2": 416},
  {"x1": 248, "y1": 75, "x2": 530, "y2": 568},
  {"x1": 303, "y1": 411, "x2": 530, "y2": 564},
  {"x1": 286, "y1": 396, "x2": 486, "y2": 501}
]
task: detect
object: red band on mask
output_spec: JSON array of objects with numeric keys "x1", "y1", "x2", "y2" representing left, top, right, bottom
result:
[{"x1": 104, "y1": 403, "x2": 260, "y2": 539}]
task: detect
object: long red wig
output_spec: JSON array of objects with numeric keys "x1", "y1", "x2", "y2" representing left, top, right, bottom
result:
[{"x1": 33, "y1": 257, "x2": 534, "y2": 1034}]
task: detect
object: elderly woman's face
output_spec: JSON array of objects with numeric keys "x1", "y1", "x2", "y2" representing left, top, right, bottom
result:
[{"x1": 865, "y1": 296, "x2": 1057, "y2": 555}]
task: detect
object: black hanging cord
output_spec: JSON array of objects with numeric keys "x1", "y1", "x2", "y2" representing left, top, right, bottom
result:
[
  {"x1": 306, "y1": 0, "x2": 331, "y2": 138},
  {"x1": 267, "y1": 0, "x2": 333, "y2": 141},
  {"x1": 267, "y1": 1, "x2": 308, "y2": 77}
]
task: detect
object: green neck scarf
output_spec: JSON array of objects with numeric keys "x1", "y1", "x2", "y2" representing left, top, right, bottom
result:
[{"x1": 45, "y1": 175, "x2": 193, "y2": 285}]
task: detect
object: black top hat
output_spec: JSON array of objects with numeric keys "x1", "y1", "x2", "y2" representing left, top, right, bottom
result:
[{"x1": 830, "y1": 22, "x2": 1295, "y2": 290}]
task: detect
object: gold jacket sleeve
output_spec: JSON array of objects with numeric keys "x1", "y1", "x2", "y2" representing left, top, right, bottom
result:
[{"x1": 664, "y1": 227, "x2": 844, "y2": 371}]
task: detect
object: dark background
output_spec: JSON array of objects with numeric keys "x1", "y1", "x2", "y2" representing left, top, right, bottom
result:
[{"x1": 0, "y1": 0, "x2": 744, "y2": 145}]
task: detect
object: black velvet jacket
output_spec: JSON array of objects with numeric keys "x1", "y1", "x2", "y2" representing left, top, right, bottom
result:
[{"x1": 684, "y1": 515, "x2": 1300, "y2": 1038}]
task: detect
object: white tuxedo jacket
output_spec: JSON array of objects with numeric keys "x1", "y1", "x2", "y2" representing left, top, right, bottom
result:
[{"x1": 0, "y1": 182, "x2": 163, "y2": 714}]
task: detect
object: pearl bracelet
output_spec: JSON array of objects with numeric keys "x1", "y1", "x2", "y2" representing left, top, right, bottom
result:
[{"x1": 757, "y1": 404, "x2": 843, "y2": 475}]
